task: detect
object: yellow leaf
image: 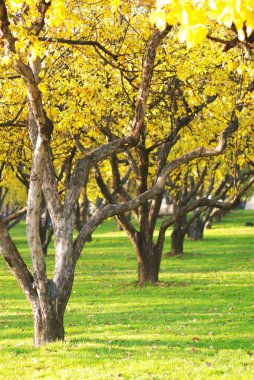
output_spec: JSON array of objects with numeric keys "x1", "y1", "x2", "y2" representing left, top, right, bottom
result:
[
  {"x1": 111, "y1": 0, "x2": 120, "y2": 11},
  {"x1": 1, "y1": 56, "x2": 12, "y2": 66},
  {"x1": 150, "y1": 10, "x2": 167, "y2": 30},
  {"x1": 38, "y1": 82, "x2": 47, "y2": 94}
]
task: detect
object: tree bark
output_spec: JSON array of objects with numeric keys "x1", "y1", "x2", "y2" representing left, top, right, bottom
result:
[
  {"x1": 213, "y1": 211, "x2": 222, "y2": 223},
  {"x1": 116, "y1": 212, "x2": 131, "y2": 231},
  {"x1": 188, "y1": 216, "x2": 205, "y2": 240},
  {"x1": 170, "y1": 225, "x2": 185, "y2": 255},
  {"x1": 138, "y1": 253, "x2": 160, "y2": 284},
  {"x1": 169, "y1": 214, "x2": 187, "y2": 255},
  {"x1": 136, "y1": 232, "x2": 161, "y2": 285},
  {"x1": 75, "y1": 196, "x2": 92, "y2": 241},
  {"x1": 32, "y1": 295, "x2": 64, "y2": 347},
  {"x1": 205, "y1": 220, "x2": 212, "y2": 229},
  {"x1": 39, "y1": 204, "x2": 53, "y2": 256}
]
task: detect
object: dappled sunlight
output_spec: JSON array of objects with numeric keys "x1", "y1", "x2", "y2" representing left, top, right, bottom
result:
[{"x1": 0, "y1": 211, "x2": 254, "y2": 378}]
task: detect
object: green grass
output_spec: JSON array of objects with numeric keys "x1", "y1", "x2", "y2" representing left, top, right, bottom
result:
[{"x1": 0, "y1": 210, "x2": 254, "y2": 379}]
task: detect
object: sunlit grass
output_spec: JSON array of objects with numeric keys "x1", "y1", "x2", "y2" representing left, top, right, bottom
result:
[{"x1": 0, "y1": 210, "x2": 254, "y2": 379}]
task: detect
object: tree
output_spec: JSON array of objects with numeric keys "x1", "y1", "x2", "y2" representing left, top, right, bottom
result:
[
  {"x1": 94, "y1": 32, "x2": 254, "y2": 282},
  {"x1": 0, "y1": 1, "x2": 173, "y2": 346},
  {"x1": 0, "y1": 1, "x2": 248, "y2": 346},
  {"x1": 165, "y1": 160, "x2": 254, "y2": 255}
]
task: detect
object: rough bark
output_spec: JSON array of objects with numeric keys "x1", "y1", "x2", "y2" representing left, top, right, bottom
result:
[
  {"x1": 138, "y1": 254, "x2": 160, "y2": 284},
  {"x1": 136, "y1": 232, "x2": 161, "y2": 284},
  {"x1": 32, "y1": 284, "x2": 65, "y2": 347},
  {"x1": 33, "y1": 309, "x2": 64, "y2": 347}
]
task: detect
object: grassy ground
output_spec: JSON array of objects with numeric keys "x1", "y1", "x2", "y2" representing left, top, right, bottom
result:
[{"x1": 0, "y1": 210, "x2": 254, "y2": 379}]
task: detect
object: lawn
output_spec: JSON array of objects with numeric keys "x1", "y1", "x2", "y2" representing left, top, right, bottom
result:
[{"x1": 0, "y1": 210, "x2": 254, "y2": 379}]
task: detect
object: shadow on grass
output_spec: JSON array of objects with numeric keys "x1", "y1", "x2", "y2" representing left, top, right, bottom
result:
[{"x1": 67, "y1": 335, "x2": 254, "y2": 353}]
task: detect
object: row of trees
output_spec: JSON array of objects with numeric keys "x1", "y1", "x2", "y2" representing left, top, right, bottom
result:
[{"x1": 0, "y1": 1, "x2": 254, "y2": 346}]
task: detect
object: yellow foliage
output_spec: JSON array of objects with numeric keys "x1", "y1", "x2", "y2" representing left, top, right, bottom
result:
[
  {"x1": 152, "y1": 0, "x2": 254, "y2": 47},
  {"x1": 111, "y1": 0, "x2": 121, "y2": 11},
  {"x1": 1, "y1": 56, "x2": 12, "y2": 66},
  {"x1": 1, "y1": 0, "x2": 254, "y2": 204},
  {"x1": 150, "y1": 10, "x2": 167, "y2": 30}
]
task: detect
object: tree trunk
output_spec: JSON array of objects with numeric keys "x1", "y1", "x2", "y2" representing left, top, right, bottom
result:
[
  {"x1": 170, "y1": 225, "x2": 184, "y2": 255},
  {"x1": 188, "y1": 216, "x2": 205, "y2": 240},
  {"x1": 32, "y1": 278, "x2": 67, "y2": 347},
  {"x1": 205, "y1": 220, "x2": 212, "y2": 229},
  {"x1": 42, "y1": 227, "x2": 53, "y2": 256},
  {"x1": 138, "y1": 253, "x2": 160, "y2": 284},
  {"x1": 33, "y1": 303, "x2": 64, "y2": 347},
  {"x1": 213, "y1": 210, "x2": 222, "y2": 223},
  {"x1": 136, "y1": 232, "x2": 161, "y2": 285},
  {"x1": 39, "y1": 202, "x2": 53, "y2": 256},
  {"x1": 75, "y1": 196, "x2": 92, "y2": 241},
  {"x1": 169, "y1": 215, "x2": 187, "y2": 255},
  {"x1": 116, "y1": 212, "x2": 131, "y2": 231}
]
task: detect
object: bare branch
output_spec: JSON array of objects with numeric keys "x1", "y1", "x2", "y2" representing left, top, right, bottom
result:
[
  {"x1": 0, "y1": 101, "x2": 26, "y2": 127},
  {"x1": 4, "y1": 207, "x2": 26, "y2": 225},
  {"x1": 64, "y1": 27, "x2": 172, "y2": 215},
  {"x1": 38, "y1": 36, "x2": 118, "y2": 60},
  {"x1": 155, "y1": 175, "x2": 254, "y2": 253},
  {"x1": 73, "y1": 116, "x2": 240, "y2": 258},
  {"x1": 0, "y1": 217, "x2": 36, "y2": 302}
]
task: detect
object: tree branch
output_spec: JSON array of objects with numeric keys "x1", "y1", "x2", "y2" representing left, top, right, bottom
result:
[
  {"x1": 155, "y1": 175, "x2": 254, "y2": 253},
  {"x1": 38, "y1": 37, "x2": 118, "y2": 60},
  {"x1": 0, "y1": 101, "x2": 26, "y2": 127},
  {"x1": 4, "y1": 207, "x2": 26, "y2": 225},
  {"x1": 64, "y1": 27, "x2": 172, "y2": 215},
  {"x1": 0, "y1": 217, "x2": 36, "y2": 302},
  {"x1": 73, "y1": 116, "x2": 240, "y2": 259}
]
